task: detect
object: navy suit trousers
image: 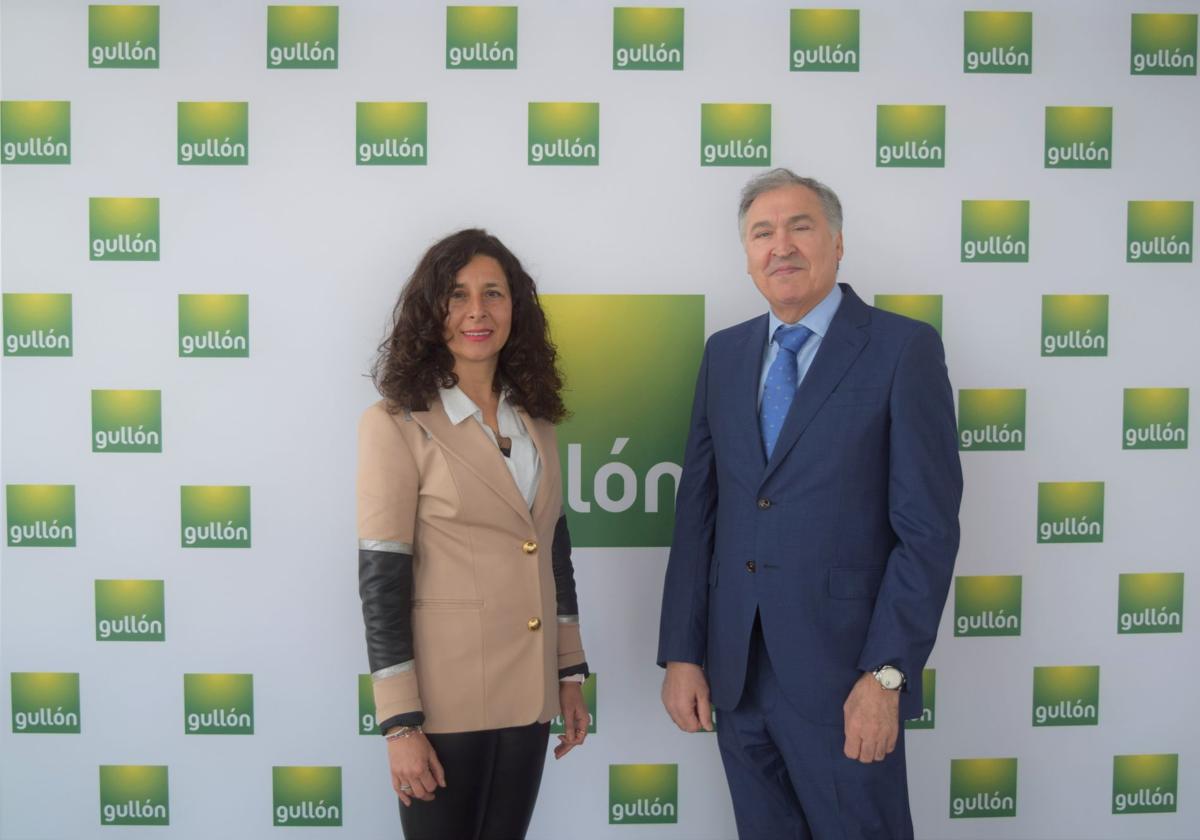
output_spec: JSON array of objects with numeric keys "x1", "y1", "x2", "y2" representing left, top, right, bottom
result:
[{"x1": 716, "y1": 616, "x2": 914, "y2": 840}]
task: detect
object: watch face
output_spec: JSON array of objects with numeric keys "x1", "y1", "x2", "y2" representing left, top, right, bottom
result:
[{"x1": 876, "y1": 667, "x2": 903, "y2": 689}]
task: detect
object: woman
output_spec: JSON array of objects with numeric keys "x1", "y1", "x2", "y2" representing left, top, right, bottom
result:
[{"x1": 357, "y1": 228, "x2": 590, "y2": 840}]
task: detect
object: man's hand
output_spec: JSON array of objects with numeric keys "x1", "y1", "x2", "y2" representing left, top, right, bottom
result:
[
  {"x1": 842, "y1": 672, "x2": 900, "y2": 763},
  {"x1": 661, "y1": 662, "x2": 714, "y2": 733},
  {"x1": 553, "y1": 681, "x2": 590, "y2": 759}
]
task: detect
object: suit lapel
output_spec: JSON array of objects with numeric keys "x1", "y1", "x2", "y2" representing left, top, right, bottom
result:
[
  {"x1": 413, "y1": 398, "x2": 534, "y2": 526},
  {"x1": 733, "y1": 315, "x2": 770, "y2": 472},
  {"x1": 761, "y1": 285, "x2": 870, "y2": 486}
]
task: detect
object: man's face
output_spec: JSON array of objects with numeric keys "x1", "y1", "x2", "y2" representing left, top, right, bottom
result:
[{"x1": 742, "y1": 184, "x2": 843, "y2": 320}]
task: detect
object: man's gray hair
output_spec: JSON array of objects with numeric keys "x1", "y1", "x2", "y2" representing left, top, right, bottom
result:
[{"x1": 737, "y1": 168, "x2": 843, "y2": 237}]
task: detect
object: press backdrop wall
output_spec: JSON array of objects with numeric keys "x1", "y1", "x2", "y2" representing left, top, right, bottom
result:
[{"x1": 2, "y1": 1, "x2": 1197, "y2": 838}]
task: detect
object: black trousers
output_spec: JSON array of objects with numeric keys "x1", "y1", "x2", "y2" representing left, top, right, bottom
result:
[{"x1": 399, "y1": 721, "x2": 550, "y2": 840}]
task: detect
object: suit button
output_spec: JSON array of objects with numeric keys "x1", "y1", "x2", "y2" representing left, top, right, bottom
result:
[
  {"x1": 528, "y1": 617, "x2": 542, "y2": 631},
  {"x1": 757, "y1": 498, "x2": 771, "y2": 510},
  {"x1": 522, "y1": 540, "x2": 538, "y2": 554},
  {"x1": 746, "y1": 560, "x2": 756, "y2": 573}
]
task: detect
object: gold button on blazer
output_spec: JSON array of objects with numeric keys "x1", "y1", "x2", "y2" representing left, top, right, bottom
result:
[{"x1": 357, "y1": 398, "x2": 587, "y2": 734}]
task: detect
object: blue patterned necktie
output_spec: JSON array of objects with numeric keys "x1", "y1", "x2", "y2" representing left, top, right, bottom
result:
[{"x1": 760, "y1": 324, "x2": 814, "y2": 459}]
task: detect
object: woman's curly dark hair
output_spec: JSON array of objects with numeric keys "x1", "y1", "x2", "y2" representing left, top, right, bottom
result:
[{"x1": 372, "y1": 228, "x2": 568, "y2": 423}]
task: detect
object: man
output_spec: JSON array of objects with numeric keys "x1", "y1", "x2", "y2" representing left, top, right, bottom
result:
[{"x1": 658, "y1": 169, "x2": 962, "y2": 839}]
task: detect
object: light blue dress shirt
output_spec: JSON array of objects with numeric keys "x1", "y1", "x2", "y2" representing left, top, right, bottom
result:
[{"x1": 757, "y1": 284, "x2": 844, "y2": 408}]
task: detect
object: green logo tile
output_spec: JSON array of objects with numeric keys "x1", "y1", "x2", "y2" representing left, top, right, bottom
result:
[
  {"x1": 877, "y1": 105, "x2": 945, "y2": 167},
  {"x1": 95, "y1": 579, "x2": 165, "y2": 641},
  {"x1": 1131, "y1": 14, "x2": 1196, "y2": 75},
  {"x1": 955, "y1": 576, "x2": 1021, "y2": 636},
  {"x1": 528, "y1": 102, "x2": 599, "y2": 165},
  {"x1": 358, "y1": 674, "x2": 376, "y2": 734},
  {"x1": 273, "y1": 766, "x2": 342, "y2": 826},
  {"x1": 11, "y1": 673, "x2": 81, "y2": 733},
  {"x1": 873, "y1": 295, "x2": 942, "y2": 334},
  {"x1": 1045, "y1": 106, "x2": 1112, "y2": 169},
  {"x1": 1041, "y1": 295, "x2": 1108, "y2": 357},
  {"x1": 1, "y1": 101, "x2": 70, "y2": 164},
  {"x1": 1037, "y1": 482, "x2": 1103, "y2": 543},
  {"x1": 550, "y1": 673, "x2": 598, "y2": 734},
  {"x1": 356, "y1": 102, "x2": 427, "y2": 165},
  {"x1": 950, "y1": 758, "x2": 1017, "y2": 818},
  {"x1": 177, "y1": 102, "x2": 247, "y2": 165},
  {"x1": 6, "y1": 484, "x2": 75, "y2": 547},
  {"x1": 3, "y1": 294, "x2": 72, "y2": 356},
  {"x1": 1113, "y1": 754, "x2": 1178, "y2": 813},
  {"x1": 905, "y1": 669, "x2": 936, "y2": 730},
  {"x1": 543, "y1": 295, "x2": 703, "y2": 546},
  {"x1": 790, "y1": 9, "x2": 859, "y2": 71},
  {"x1": 89, "y1": 197, "x2": 159, "y2": 261},
  {"x1": 1124, "y1": 388, "x2": 1188, "y2": 449},
  {"x1": 958, "y1": 389, "x2": 1025, "y2": 451},
  {"x1": 446, "y1": 6, "x2": 517, "y2": 68},
  {"x1": 961, "y1": 200, "x2": 1029, "y2": 262},
  {"x1": 267, "y1": 5, "x2": 338, "y2": 68},
  {"x1": 89, "y1": 5, "x2": 159, "y2": 68},
  {"x1": 100, "y1": 765, "x2": 169, "y2": 825},
  {"x1": 700, "y1": 103, "x2": 770, "y2": 166},
  {"x1": 614, "y1": 8, "x2": 683, "y2": 70},
  {"x1": 92, "y1": 389, "x2": 161, "y2": 453},
  {"x1": 1118, "y1": 573, "x2": 1183, "y2": 634},
  {"x1": 180, "y1": 486, "x2": 251, "y2": 548},
  {"x1": 609, "y1": 764, "x2": 677, "y2": 824},
  {"x1": 184, "y1": 674, "x2": 253, "y2": 734},
  {"x1": 178, "y1": 294, "x2": 249, "y2": 357},
  {"x1": 964, "y1": 11, "x2": 1032, "y2": 73},
  {"x1": 1127, "y1": 201, "x2": 1193, "y2": 263},
  {"x1": 1033, "y1": 665, "x2": 1099, "y2": 726}
]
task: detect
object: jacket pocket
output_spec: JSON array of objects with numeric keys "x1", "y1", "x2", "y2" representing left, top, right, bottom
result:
[
  {"x1": 827, "y1": 566, "x2": 885, "y2": 599},
  {"x1": 412, "y1": 597, "x2": 484, "y2": 610},
  {"x1": 827, "y1": 387, "x2": 883, "y2": 407}
]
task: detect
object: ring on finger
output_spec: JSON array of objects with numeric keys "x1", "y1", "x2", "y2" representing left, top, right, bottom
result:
[{"x1": 399, "y1": 784, "x2": 413, "y2": 792}]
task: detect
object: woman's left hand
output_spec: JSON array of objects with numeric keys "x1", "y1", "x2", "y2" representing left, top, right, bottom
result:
[{"x1": 553, "y1": 681, "x2": 589, "y2": 759}]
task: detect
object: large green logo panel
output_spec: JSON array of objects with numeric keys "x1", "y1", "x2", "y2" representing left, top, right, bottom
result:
[{"x1": 542, "y1": 295, "x2": 703, "y2": 547}]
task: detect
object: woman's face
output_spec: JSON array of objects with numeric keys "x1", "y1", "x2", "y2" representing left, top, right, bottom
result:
[{"x1": 443, "y1": 254, "x2": 513, "y2": 372}]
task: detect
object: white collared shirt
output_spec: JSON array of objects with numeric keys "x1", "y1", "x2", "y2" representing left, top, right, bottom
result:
[{"x1": 440, "y1": 385, "x2": 541, "y2": 509}]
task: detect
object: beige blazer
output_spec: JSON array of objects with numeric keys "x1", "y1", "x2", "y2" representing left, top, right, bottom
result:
[{"x1": 357, "y1": 397, "x2": 586, "y2": 734}]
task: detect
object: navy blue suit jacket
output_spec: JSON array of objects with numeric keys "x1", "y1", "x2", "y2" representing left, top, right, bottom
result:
[{"x1": 657, "y1": 284, "x2": 962, "y2": 725}]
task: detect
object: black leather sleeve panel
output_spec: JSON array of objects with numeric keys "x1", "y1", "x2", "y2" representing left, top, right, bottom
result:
[
  {"x1": 551, "y1": 514, "x2": 580, "y2": 617},
  {"x1": 358, "y1": 548, "x2": 414, "y2": 674}
]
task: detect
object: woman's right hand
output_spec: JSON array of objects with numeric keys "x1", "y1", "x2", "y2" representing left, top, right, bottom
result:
[{"x1": 387, "y1": 731, "x2": 446, "y2": 806}]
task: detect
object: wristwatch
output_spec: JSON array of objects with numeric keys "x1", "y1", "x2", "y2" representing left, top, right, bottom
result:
[{"x1": 872, "y1": 665, "x2": 905, "y2": 690}]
